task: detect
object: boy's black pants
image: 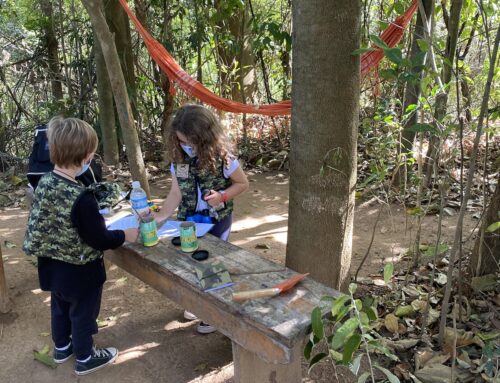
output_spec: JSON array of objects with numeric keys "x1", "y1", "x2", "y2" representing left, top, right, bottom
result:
[{"x1": 51, "y1": 286, "x2": 102, "y2": 359}]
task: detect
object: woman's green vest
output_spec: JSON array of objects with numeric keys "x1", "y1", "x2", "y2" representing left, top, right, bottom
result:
[{"x1": 174, "y1": 156, "x2": 233, "y2": 222}]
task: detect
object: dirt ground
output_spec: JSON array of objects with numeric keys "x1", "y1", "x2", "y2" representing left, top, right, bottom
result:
[{"x1": 0, "y1": 171, "x2": 477, "y2": 383}]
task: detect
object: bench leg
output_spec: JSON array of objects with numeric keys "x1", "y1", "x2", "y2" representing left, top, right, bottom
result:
[{"x1": 232, "y1": 341, "x2": 302, "y2": 383}]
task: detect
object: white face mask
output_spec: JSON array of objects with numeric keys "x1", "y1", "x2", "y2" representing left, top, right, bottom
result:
[
  {"x1": 76, "y1": 160, "x2": 91, "y2": 177},
  {"x1": 180, "y1": 143, "x2": 196, "y2": 158}
]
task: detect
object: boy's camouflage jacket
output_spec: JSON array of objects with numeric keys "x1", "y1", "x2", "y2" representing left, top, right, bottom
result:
[
  {"x1": 174, "y1": 156, "x2": 233, "y2": 222},
  {"x1": 23, "y1": 172, "x2": 122, "y2": 265}
]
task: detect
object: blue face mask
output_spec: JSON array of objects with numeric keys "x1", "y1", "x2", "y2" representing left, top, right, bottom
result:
[
  {"x1": 76, "y1": 160, "x2": 91, "y2": 177},
  {"x1": 180, "y1": 143, "x2": 196, "y2": 158}
]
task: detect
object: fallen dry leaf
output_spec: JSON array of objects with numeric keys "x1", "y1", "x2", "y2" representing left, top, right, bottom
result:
[{"x1": 385, "y1": 313, "x2": 399, "y2": 333}]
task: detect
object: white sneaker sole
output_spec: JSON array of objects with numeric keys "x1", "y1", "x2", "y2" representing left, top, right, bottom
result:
[
  {"x1": 53, "y1": 354, "x2": 73, "y2": 364},
  {"x1": 197, "y1": 324, "x2": 216, "y2": 334},
  {"x1": 74, "y1": 351, "x2": 118, "y2": 376},
  {"x1": 184, "y1": 310, "x2": 198, "y2": 321}
]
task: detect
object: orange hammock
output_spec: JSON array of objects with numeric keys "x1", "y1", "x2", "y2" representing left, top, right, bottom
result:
[{"x1": 118, "y1": 0, "x2": 418, "y2": 116}]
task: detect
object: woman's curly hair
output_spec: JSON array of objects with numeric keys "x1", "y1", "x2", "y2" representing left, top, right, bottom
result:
[{"x1": 167, "y1": 104, "x2": 233, "y2": 172}]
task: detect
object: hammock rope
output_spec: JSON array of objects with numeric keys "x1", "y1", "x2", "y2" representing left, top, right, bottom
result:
[{"x1": 118, "y1": 0, "x2": 418, "y2": 116}]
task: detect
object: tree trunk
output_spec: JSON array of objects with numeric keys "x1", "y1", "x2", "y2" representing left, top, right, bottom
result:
[
  {"x1": 104, "y1": 0, "x2": 138, "y2": 118},
  {"x1": 94, "y1": 33, "x2": 119, "y2": 165},
  {"x1": 287, "y1": 0, "x2": 360, "y2": 290},
  {"x1": 424, "y1": 0, "x2": 464, "y2": 184},
  {"x1": 40, "y1": 0, "x2": 64, "y2": 102},
  {"x1": 395, "y1": 0, "x2": 433, "y2": 186},
  {"x1": 83, "y1": 0, "x2": 150, "y2": 197},
  {"x1": 238, "y1": 1, "x2": 258, "y2": 104},
  {"x1": 470, "y1": 172, "x2": 500, "y2": 276},
  {"x1": 0, "y1": 245, "x2": 12, "y2": 313}
]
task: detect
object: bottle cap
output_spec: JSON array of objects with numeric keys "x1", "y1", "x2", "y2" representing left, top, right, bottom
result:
[{"x1": 132, "y1": 181, "x2": 140, "y2": 189}]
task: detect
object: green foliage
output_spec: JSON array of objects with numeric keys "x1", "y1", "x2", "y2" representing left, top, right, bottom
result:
[{"x1": 306, "y1": 287, "x2": 399, "y2": 381}]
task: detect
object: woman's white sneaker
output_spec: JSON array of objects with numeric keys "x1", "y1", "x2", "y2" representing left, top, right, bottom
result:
[{"x1": 184, "y1": 310, "x2": 198, "y2": 321}]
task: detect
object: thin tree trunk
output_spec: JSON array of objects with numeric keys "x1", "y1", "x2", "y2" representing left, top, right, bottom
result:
[
  {"x1": 94, "y1": 33, "x2": 119, "y2": 165},
  {"x1": 424, "y1": 0, "x2": 464, "y2": 185},
  {"x1": 439, "y1": 21, "x2": 500, "y2": 345},
  {"x1": 395, "y1": 0, "x2": 432, "y2": 185},
  {"x1": 238, "y1": 1, "x2": 258, "y2": 104},
  {"x1": 470, "y1": 171, "x2": 500, "y2": 276},
  {"x1": 287, "y1": 0, "x2": 360, "y2": 290},
  {"x1": 0, "y1": 245, "x2": 12, "y2": 314},
  {"x1": 104, "y1": 0, "x2": 138, "y2": 119},
  {"x1": 82, "y1": 0, "x2": 150, "y2": 197},
  {"x1": 40, "y1": 0, "x2": 64, "y2": 102}
]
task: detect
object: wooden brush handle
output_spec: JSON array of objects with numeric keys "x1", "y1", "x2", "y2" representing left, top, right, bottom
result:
[{"x1": 232, "y1": 288, "x2": 281, "y2": 302}]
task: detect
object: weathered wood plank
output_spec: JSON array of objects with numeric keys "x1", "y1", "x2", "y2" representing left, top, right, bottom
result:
[
  {"x1": 0, "y1": 245, "x2": 12, "y2": 313},
  {"x1": 106, "y1": 234, "x2": 340, "y2": 363}
]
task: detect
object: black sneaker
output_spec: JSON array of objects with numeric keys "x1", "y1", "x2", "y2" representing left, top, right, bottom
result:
[
  {"x1": 53, "y1": 341, "x2": 73, "y2": 364},
  {"x1": 74, "y1": 346, "x2": 118, "y2": 376}
]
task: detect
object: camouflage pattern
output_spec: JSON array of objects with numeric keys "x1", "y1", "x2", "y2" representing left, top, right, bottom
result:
[
  {"x1": 23, "y1": 172, "x2": 119, "y2": 265},
  {"x1": 174, "y1": 156, "x2": 233, "y2": 222},
  {"x1": 85, "y1": 182, "x2": 122, "y2": 209},
  {"x1": 194, "y1": 260, "x2": 232, "y2": 291}
]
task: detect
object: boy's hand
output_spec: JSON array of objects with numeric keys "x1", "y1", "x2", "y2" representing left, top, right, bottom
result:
[
  {"x1": 124, "y1": 228, "x2": 139, "y2": 243},
  {"x1": 204, "y1": 189, "x2": 223, "y2": 207}
]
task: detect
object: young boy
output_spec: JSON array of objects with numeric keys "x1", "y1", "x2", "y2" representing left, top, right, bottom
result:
[{"x1": 23, "y1": 116, "x2": 138, "y2": 375}]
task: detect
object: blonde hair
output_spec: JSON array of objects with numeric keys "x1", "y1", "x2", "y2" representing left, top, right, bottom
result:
[
  {"x1": 47, "y1": 116, "x2": 98, "y2": 167},
  {"x1": 167, "y1": 104, "x2": 233, "y2": 171}
]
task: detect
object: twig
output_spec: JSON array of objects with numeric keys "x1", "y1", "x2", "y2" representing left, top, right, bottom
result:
[{"x1": 354, "y1": 205, "x2": 384, "y2": 282}]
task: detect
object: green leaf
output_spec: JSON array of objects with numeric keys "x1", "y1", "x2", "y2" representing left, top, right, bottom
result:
[
  {"x1": 308, "y1": 352, "x2": 328, "y2": 373},
  {"x1": 331, "y1": 295, "x2": 349, "y2": 318},
  {"x1": 364, "y1": 306, "x2": 378, "y2": 321},
  {"x1": 311, "y1": 307, "x2": 324, "y2": 339},
  {"x1": 422, "y1": 244, "x2": 449, "y2": 257},
  {"x1": 408, "y1": 123, "x2": 439, "y2": 135},
  {"x1": 406, "y1": 207, "x2": 423, "y2": 216},
  {"x1": 331, "y1": 318, "x2": 359, "y2": 350},
  {"x1": 384, "y1": 48, "x2": 403, "y2": 64},
  {"x1": 384, "y1": 263, "x2": 394, "y2": 285},
  {"x1": 358, "y1": 372, "x2": 371, "y2": 383},
  {"x1": 33, "y1": 346, "x2": 57, "y2": 369},
  {"x1": 405, "y1": 104, "x2": 418, "y2": 113},
  {"x1": 486, "y1": 221, "x2": 500, "y2": 233},
  {"x1": 343, "y1": 334, "x2": 362, "y2": 364},
  {"x1": 375, "y1": 365, "x2": 400, "y2": 383},
  {"x1": 350, "y1": 354, "x2": 363, "y2": 375},
  {"x1": 417, "y1": 39, "x2": 429, "y2": 52},
  {"x1": 304, "y1": 340, "x2": 313, "y2": 360},
  {"x1": 352, "y1": 47, "x2": 378, "y2": 55},
  {"x1": 329, "y1": 349, "x2": 343, "y2": 362},
  {"x1": 370, "y1": 34, "x2": 389, "y2": 49}
]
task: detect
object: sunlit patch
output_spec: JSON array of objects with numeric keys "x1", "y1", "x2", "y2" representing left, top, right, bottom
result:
[
  {"x1": 186, "y1": 362, "x2": 234, "y2": 383},
  {"x1": 7, "y1": 260, "x2": 19, "y2": 265},
  {"x1": 114, "y1": 342, "x2": 160, "y2": 364},
  {"x1": 31, "y1": 288, "x2": 43, "y2": 295},
  {"x1": 164, "y1": 320, "x2": 196, "y2": 331},
  {"x1": 43, "y1": 296, "x2": 51, "y2": 304},
  {"x1": 232, "y1": 214, "x2": 287, "y2": 232}
]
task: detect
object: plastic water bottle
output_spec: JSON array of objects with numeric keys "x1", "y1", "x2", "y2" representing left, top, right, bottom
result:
[{"x1": 130, "y1": 181, "x2": 150, "y2": 217}]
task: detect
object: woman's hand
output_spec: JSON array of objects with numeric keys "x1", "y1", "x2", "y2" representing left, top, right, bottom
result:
[
  {"x1": 124, "y1": 228, "x2": 139, "y2": 243},
  {"x1": 204, "y1": 189, "x2": 223, "y2": 207},
  {"x1": 153, "y1": 211, "x2": 168, "y2": 224}
]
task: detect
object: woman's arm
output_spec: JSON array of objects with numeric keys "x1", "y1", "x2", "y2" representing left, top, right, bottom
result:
[
  {"x1": 204, "y1": 166, "x2": 249, "y2": 207},
  {"x1": 154, "y1": 174, "x2": 182, "y2": 223}
]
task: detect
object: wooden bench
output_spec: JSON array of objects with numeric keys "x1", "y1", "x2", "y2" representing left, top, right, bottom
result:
[{"x1": 106, "y1": 234, "x2": 340, "y2": 383}]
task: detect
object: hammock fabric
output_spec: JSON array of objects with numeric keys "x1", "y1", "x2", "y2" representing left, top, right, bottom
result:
[{"x1": 118, "y1": 0, "x2": 418, "y2": 116}]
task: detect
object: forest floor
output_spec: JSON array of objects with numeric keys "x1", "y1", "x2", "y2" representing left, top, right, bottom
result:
[{"x1": 0, "y1": 170, "x2": 478, "y2": 383}]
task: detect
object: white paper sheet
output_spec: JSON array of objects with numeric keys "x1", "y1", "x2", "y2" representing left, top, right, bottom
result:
[
  {"x1": 106, "y1": 214, "x2": 214, "y2": 238},
  {"x1": 158, "y1": 220, "x2": 214, "y2": 238}
]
